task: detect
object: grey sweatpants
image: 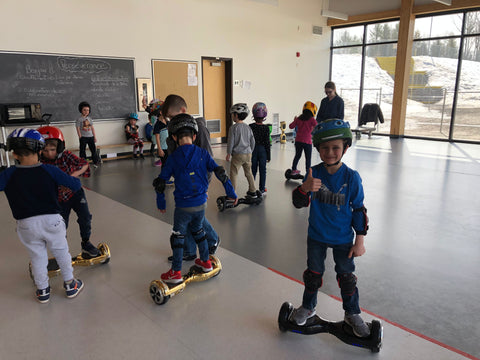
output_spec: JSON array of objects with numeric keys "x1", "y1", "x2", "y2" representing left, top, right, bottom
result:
[{"x1": 17, "y1": 214, "x2": 74, "y2": 290}]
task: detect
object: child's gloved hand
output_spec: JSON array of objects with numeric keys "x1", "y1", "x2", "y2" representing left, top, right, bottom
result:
[
  {"x1": 156, "y1": 193, "x2": 166, "y2": 213},
  {"x1": 300, "y1": 168, "x2": 322, "y2": 193}
]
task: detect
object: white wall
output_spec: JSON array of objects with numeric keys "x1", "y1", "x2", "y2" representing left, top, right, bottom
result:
[{"x1": 1, "y1": 0, "x2": 331, "y2": 147}]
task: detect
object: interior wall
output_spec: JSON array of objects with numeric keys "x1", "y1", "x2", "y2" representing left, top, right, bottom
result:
[{"x1": 1, "y1": 0, "x2": 330, "y2": 147}]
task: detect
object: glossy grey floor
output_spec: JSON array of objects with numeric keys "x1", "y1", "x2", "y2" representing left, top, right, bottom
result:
[{"x1": 1, "y1": 136, "x2": 478, "y2": 359}]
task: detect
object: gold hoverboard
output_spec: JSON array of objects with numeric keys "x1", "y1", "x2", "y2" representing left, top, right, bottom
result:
[
  {"x1": 149, "y1": 255, "x2": 222, "y2": 305},
  {"x1": 29, "y1": 243, "x2": 111, "y2": 279}
]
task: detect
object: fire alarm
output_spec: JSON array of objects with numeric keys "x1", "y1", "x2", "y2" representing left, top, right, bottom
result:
[{"x1": 296, "y1": 52, "x2": 300, "y2": 57}]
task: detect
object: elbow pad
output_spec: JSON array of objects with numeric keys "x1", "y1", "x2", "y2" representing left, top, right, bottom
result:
[
  {"x1": 292, "y1": 186, "x2": 310, "y2": 208},
  {"x1": 214, "y1": 166, "x2": 228, "y2": 184},
  {"x1": 152, "y1": 177, "x2": 166, "y2": 194},
  {"x1": 353, "y1": 206, "x2": 369, "y2": 235}
]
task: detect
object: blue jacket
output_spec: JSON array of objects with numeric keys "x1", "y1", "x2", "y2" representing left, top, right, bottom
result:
[
  {"x1": 156, "y1": 144, "x2": 236, "y2": 209},
  {"x1": 0, "y1": 163, "x2": 81, "y2": 220},
  {"x1": 293, "y1": 163, "x2": 368, "y2": 245}
]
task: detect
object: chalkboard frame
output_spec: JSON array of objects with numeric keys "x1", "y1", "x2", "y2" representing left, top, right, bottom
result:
[{"x1": 0, "y1": 51, "x2": 136, "y2": 124}]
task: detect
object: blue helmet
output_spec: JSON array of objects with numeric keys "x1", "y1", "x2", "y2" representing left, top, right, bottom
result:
[
  {"x1": 128, "y1": 112, "x2": 139, "y2": 120},
  {"x1": 312, "y1": 119, "x2": 352, "y2": 148},
  {"x1": 7, "y1": 128, "x2": 45, "y2": 152}
]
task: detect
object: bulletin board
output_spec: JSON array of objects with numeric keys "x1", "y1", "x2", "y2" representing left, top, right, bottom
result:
[{"x1": 152, "y1": 60, "x2": 199, "y2": 115}]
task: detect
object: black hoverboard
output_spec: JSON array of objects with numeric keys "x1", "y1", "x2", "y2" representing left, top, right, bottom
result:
[{"x1": 278, "y1": 302, "x2": 383, "y2": 353}]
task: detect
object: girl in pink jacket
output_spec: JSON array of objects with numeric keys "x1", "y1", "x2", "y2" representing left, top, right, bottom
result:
[{"x1": 289, "y1": 101, "x2": 318, "y2": 175}]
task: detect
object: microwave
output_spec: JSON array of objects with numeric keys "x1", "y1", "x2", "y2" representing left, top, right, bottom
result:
[{"x1": 0, "y1": 103, "x2": 46, "y2": 126}]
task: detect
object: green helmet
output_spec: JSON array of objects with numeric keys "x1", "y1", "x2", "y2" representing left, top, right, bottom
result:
[{"x1": 312, "y1": 119, "x2": 352, "y2": 148}]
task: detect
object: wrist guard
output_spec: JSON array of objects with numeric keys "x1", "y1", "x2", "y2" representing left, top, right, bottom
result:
[{"x1": 292, "y1": 185, "x2": 310, "y2": 208}]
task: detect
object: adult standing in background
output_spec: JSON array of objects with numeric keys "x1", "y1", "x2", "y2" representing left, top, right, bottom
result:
[{"x1": 316, "y1": 81, "x2": 344, "y2": 123}]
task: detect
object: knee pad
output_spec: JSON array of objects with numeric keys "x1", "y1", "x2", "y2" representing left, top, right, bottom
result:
[
  {"x1": 191, "y1": 229, "x2": 207, "y2": 244},
  {"x1": 170, "y1": 233, "x2": 185, "y2": 250},
  {"x1": 303, "y1": 269, "x2": 323, "y2": 293},
  {"x1": 337, "y1": 273, "x2": 357, "y2": 296}
]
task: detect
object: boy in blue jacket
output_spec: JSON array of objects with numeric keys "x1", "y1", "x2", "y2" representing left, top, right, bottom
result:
[
  {"x1": 0, "y1": 129, "x2": 84, "y2": 303},
  {"x1": 290, "y1": 119, "x2": 370, "y2": 337},
  {"x1": 153, "y1": 114, "x2": 237, "y2": 283}
]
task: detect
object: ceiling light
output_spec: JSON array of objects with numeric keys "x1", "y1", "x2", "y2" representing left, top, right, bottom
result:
[
  {"x1": 433, "y1": 0, "x2": 452, "y2": 5},
  {"x1": 321, "y1": 9, "x2": 349, "y2": 21}
]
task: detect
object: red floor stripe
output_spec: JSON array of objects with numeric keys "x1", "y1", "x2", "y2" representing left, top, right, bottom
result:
[{"x1": 268, "y1": 267, "x2": 479, "y2": 360}]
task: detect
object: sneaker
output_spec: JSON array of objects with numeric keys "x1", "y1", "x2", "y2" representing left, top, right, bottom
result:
[
  {"x1": 290, "y1": 306, "x2": 316, "y2": 326},
  {"x1": 291, "y1": 169, "x2": 300, "y2": 176},
  {"x1": 209, "y1": 237, "x2": 221, "y2": 255},
  {"x1": 246, "y1": 191, "x2": 258, "y2": 198},
  {"x1": 167, "y1": 254, "x2": 197, "y2": 262},
  {"x1": 194, "y1": 258, "x2": 213, "y2": 272},
  {"x1": 344, "y1": 313, "x2": 371, "y2": 338},
  {"x1": 64, "y1": 279, "x2": 84, "y2": 298},
  {"x1": 81, "y1": 241, "x2": 100, "y2": 259},
  {"x1": 161, "y1": 269, "x2": 183, "y2": 284},
  {"x1": 139, "y1": 154, "x2": 145, "y2": 159},
  {"x1": 133, "y1": 154, "x2": 138, "y2": 159},
  {"x1": 154, "y1": 159, "x2": 162, "y2": 167},
  {"x1": 260, "y1": 188, "x2": 267, "y2": 195},
  {"x1": 36, "y1": 286, "x2": 50, "y2": 303}
]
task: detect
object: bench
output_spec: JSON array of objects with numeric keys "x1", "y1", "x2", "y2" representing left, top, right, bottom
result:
[{"x1": 70, "y1": 141, "x2": 152, "y2": 161}]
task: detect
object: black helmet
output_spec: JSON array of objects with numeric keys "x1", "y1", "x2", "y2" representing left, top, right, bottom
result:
[{"x1": 167, "y1": 113, "x2": 198, "y2": 137}]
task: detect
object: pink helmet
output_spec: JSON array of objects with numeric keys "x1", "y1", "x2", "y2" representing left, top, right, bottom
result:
[{"x1": 252, "y1": 102, "x2": 267, "y2": 119}]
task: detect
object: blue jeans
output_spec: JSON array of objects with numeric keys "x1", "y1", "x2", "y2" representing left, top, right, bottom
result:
[
  {"x1": 60, "y1": 188, "x2": 92, "y2": 241},
  {"x1": 292, "y1": 141, "x2": 312, "y2": 173},
  {"x1": 251, "y1": 145, "x2": 267, "y2": 192},
  {"x1": 184, "y1": 217, "x2": 218, "y2": 256},
  {"x1": 171, "y1": 207, "x2": 209, "y2": 271},
  {"x1": 302, "y1": 237, "x2": 360, "y2": 314}
]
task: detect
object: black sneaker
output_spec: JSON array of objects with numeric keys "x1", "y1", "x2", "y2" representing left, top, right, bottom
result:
[
  {"x1": 139, "y1": 154, "x2": 145, "y2": 159},
  {"x1": 133, "y1": 154, "x2": 138, "y2": 159},
  {"x1": 209, "y1": 237, "x2": 221, "y2": 255},
  {"x1": 64, "y1": 279, "x2": 84, "y2": 298},
  {"x1": 36, "y1": 286, "x2": 50, "y2": 303},
  {"x1": 167, "y1": 254, "x2": 197, "y2": 262},
  {"x1": 81, "y1": 241, "x2": 101, "y2": 259},
  {"x1": 246, "y1": 191, "x2": 258, "y2": 198}
]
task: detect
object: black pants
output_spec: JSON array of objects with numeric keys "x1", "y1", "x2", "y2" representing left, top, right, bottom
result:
[{"x1": 79, "y1": 137, "x2": 100, "y2": 165}]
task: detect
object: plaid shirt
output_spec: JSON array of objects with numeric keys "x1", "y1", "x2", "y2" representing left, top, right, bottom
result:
[{"x1": 41, "y1": 150, "x2": 90, "y2": 202}]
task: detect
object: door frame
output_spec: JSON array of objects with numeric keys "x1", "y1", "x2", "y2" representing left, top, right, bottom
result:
[{"x1": 201, "y1": 56, "x2": 233, "y2": 143}]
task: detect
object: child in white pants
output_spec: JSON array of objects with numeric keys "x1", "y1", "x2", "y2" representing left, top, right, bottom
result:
[{"x1": 0, "y1": 128, "x2": 84, "y2": 303}]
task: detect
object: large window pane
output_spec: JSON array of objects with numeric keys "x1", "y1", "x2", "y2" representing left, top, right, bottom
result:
[
  {"x1": 405, "y1": 40, "x2": 460, "y2": 139},
  {"x1": 331, "y1": 48, "x2": 362, "y2": 125},
  {"x1": 453, "y1": 36, "x2": 480, "y2": 141},
  {"x1": 364, "y1": 44, "x2": 397, "y2": 134},
  {"x1": 465, "y1": 11, "x2": 480, "y2": 35},
  {"x1": 414, "y1": 13, "x2": 463, "y2": 39},
  {"x1": 366, "y1": 21, "x2": 399, "y2": 43},
  {"x1": 333, "y1": 26, "x2": 364, "y2": 46}
]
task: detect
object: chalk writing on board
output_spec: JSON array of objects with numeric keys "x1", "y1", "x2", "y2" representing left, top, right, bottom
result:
[{"x1": 57, "y1": 57, "x2": 111, "y2": 74}]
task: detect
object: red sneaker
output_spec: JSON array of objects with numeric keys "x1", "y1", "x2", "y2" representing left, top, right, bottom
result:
[
  {"x1": 195, "y1": 258, "x2": 213, "y2": 272},
  {"x1": 161, "y1": 269, "x2": 183, "y2": 284}
]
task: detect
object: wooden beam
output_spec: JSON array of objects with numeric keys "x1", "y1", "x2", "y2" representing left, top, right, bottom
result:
[{"x1": 390, "y1": 0, "x2": 415, "y2": 136}]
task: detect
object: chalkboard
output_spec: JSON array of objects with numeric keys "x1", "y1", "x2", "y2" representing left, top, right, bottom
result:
[{"x1": 0, "y1": 52, "x2": 136, "y2": 122}]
